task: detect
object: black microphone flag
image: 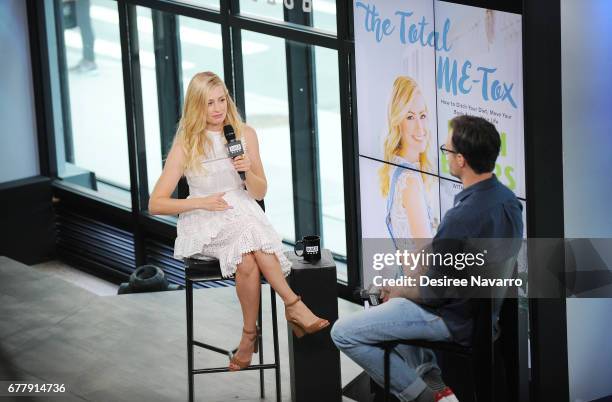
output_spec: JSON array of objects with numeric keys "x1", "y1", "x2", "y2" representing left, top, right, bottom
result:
[{"x1": 223, "y1": 124, "x2": 246, "y2": 181}]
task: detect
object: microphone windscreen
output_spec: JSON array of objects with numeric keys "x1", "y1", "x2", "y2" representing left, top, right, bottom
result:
[{"x1": 223, "y1": 124, "x2": 235, "y2": 141}]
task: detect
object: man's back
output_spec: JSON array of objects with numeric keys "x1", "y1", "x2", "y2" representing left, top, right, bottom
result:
[{"x1": 422, "y1": 174, "x2": 523, "y2": 345}]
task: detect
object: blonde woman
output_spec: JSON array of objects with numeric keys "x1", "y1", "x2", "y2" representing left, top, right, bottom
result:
[
  {"x1": 378, "y1": 76, "x2": 436, "y2": 243},
  {"x1": 149, "y1": 72, "x2": 329, "y2": 371}
]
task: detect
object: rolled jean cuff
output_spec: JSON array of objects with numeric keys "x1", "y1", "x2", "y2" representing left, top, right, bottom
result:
[
  {"x1": 416, "y1": 362, "x2": 438, "y2": 377},
  {"x1": 397, "y1": 376, "x2": 428, "y2": 402}
]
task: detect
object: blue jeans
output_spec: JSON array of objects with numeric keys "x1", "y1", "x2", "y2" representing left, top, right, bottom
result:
[{"x1": 331, "y1": 298, "x2": 452, "y2": 401}]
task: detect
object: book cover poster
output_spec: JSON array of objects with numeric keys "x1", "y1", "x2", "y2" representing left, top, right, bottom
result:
[
  {"x1": 435, "y1": 2, "x2": 525, "y2": 198},
  {"x1": 354, "y1": 0, "x2": 526, "y2": 280}
]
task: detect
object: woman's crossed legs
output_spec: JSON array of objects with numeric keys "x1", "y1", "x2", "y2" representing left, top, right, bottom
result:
[{"x1": 230, "y1": 251, "x2": 298, "y2": 370}]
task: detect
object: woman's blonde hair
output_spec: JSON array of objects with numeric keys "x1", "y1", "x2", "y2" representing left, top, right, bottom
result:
[
  {"x1": 173, "y1": 71, "x2": 244, "y2": 174},
  {"x1": 378, "y1": 76, "x2": 435, "y2": 197}
]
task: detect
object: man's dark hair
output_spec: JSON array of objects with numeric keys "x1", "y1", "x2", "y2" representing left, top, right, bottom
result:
[{"x1": 449, "y1": 115, "x2": 501, "y2": 174}]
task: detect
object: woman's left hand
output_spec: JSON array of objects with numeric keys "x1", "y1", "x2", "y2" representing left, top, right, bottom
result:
[{"x1": 232, "y1": 154, "x2": 251, "y2": 174}]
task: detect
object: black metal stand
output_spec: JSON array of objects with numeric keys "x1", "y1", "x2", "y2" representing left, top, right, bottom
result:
[
  {"x1": 285, "y1": 249, "x2": 342, "y2": 402},
  {"x1": 184, "y1": 257, "x2": 281, "y2": 402}
]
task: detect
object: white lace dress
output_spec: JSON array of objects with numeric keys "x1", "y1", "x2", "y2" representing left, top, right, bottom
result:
[{"x1": 173, "y1": 130, "x2": 292, "y2": 278}]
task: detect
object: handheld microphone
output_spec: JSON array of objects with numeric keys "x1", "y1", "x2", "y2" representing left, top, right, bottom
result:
[{"x1": 223, "y1": 124, "x2": 245, "y2": 181}]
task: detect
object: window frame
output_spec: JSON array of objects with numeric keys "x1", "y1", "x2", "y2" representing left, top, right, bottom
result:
[{"x1": 29, "y1": 0, "x2": 363, "y2": 300}]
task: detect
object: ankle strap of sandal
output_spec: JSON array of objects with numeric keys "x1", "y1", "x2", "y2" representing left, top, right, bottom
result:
[
  {"x1": 243, "y1": 327, "x2": 258, "y2": 335},
  {"x1": 285, "y1": 295, "x2": 301, "y2": 307}
]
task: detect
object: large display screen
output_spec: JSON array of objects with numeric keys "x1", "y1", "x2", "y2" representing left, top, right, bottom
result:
[{"x1": 354, "y1": 0, "x2": 526, "y2": 282}]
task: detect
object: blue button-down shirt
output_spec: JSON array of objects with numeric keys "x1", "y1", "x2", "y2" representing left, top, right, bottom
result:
[
  {"x1": 439, "y1": 174, "x2": 523, "y2": 240},
  {"x1": 421, "y1": 174, "x2": 523, "y2": 345}
]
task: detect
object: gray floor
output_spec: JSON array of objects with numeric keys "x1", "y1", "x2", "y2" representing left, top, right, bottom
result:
[
  {"x1": 30, "y1": 260, "x2": 119, "y2": 296},
  {"x1": 0, "y1": 256, "x2": 363, "y2": 402}
]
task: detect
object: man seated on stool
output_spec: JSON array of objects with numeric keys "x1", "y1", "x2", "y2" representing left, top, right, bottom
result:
[{"x1": 331, "y1": 115, "x2": 523, "y2": 402}]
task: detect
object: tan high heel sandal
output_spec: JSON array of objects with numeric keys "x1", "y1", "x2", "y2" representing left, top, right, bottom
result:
[
  {"x1": 284, "y1": 296, "x2": 330, "y2": 338},
  {"x1": 228, "y1": 327, "x2": 259, "y2": 371}
]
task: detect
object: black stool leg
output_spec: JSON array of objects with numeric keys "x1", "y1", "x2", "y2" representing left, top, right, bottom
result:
[
  {"x1": 475, "y1": 347, "x2": 494, "y2": 401},
  {"x1": 384, "y1": 345, "x2": 390, "y2": 402},
  {"x1": 258, "y1": 287, "x2": 265, "y2": 399},
  {"x1": 186, "y1": 279, "x2": 194, "y2": 402},
  {"x1": 475, "y1": 300, "x2": 495, "y2": 402},
  {"x1": 270, "y1": 287, "x2": 281, "y2": 402}
]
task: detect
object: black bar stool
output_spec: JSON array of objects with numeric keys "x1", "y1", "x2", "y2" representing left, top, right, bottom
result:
[
  {"x1": 378, "y1": 256, "x2": 518, "y2": 402},
  {"x1": 379, "y1": 298, "x2": 493, "y2": 402},
  {"x1": 184, "y1": 256, "x2": 282, "y2": 402}
]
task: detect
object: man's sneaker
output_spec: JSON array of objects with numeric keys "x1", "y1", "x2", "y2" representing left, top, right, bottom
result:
[
  {"x1": 434, "y1": 387, "x2": 459, "y2": 402},
  {"x1": 69, "y1": 59, "x2": 98, "y2": 75}
]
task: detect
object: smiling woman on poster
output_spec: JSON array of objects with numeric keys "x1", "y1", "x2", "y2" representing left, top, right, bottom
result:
[{"x1": 378, "y1": 76, "x2": 437, "y2": 245}]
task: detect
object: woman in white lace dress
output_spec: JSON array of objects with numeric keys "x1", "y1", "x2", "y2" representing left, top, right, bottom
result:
[{"x1": 149, "y1": 72, "x2": 329, "y2": 371}]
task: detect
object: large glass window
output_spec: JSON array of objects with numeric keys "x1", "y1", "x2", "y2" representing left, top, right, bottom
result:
[
  {"x1": 241, "y1": 33, "x2": 346, "y2": 272},
  {"x1": 57, "y1": 0, "x2": 130, "y2": 207},
  {"x1": 136, "y1": 7, "x2": 225, "y2": 215},
  {"x1": 136, "y1": 7, "x2": 162, "y2": 196},
  {"x1": 239, "y1": 0, "x2": 337, "y2": 34},
  {"x1": 241, "y1": 30, "x2": 295, "y2": 242},
  {"x1": 46, "y1": 0, "x2": 354, "y2": 289},
  {"x1": 178, "y1": 16, "x2": 224, "y2": 92},
  {"x1": 312, "y1": 0, "x2": 336, "y2": 33},
  {"x1": 175, "y1": 0, "x2": 219, "y2": 10},
  {"x1": 314, "y1": 46, "x2": 345, "y2": 257},
  {"x1": 240, "y1": 0, "x2": 283, "y2": 21}
]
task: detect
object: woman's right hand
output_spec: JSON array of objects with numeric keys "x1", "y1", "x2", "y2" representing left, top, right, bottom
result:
[{"x1": 197, "y1": 192, "x2": 233, "y2": 211}]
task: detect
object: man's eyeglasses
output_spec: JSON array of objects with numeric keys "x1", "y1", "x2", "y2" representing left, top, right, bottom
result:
[{"x1": 440, "y1": 145, "x2": 458, "y2": 156}]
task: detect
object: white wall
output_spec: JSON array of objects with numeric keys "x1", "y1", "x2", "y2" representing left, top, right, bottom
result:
[
  {"x1": 0, "y1": 0, "x2": 39, "y2": 183},
  {"x1": 561, "y1": 1, "x2": 612, "y2": 401}
]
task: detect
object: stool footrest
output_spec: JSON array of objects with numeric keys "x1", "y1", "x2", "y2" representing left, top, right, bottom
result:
[
  {"x1": 193, "y1": 340, "x2": 236, "y2": 356},
  {"x1": 193, "y1": 363, "x2": 278, "y2": 375}
]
